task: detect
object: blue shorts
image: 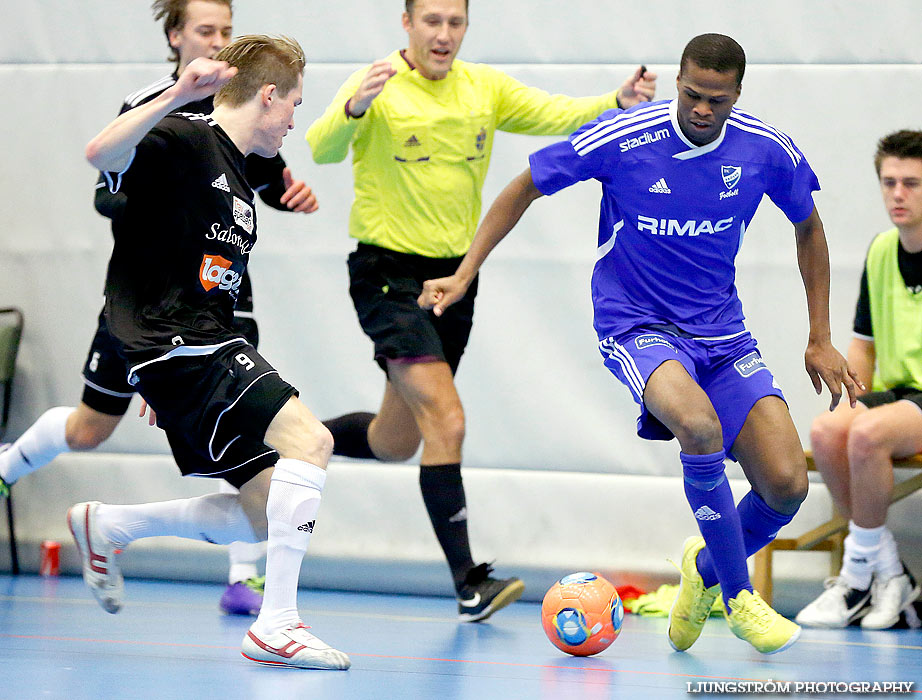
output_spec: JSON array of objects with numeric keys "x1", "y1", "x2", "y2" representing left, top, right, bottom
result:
[{"x1": 598, "y1": 327, "x2": 786, "y2": 460}]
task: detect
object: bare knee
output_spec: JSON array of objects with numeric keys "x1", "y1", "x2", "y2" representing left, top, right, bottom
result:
[
  {"x1": 267, "y1": 401, "x2": 334, "y2": 465},
  {"x1": 295, "y1": 419, "x2": 334, "y2": 465},
  {"x1": 846, "y1": 415, "x2": 890, "y2": 464},
  {"x1": 442, "y1": 404, "x2": 466, "y2": 448},
  {"x1": 65, "y1": 418, "x2": 117, "y2": 451},
  {"x1": 760, "y1": 460, "x2": 809, "y2": 513},
  {"x1": 673, "y1": 412, "x2": 723, "y2": 454},
  {"x1": 424, "y1": 403, "x2": 465, "y2": 450},
  {"x1": 371, "y1": 434, "x2": 420, "y2": 462},
  {"x1": 810, "y1": 412, "x2": 849, "y2": 458}
]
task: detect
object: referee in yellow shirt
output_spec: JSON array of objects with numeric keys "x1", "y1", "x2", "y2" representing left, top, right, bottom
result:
[{"x1": 307, "y1": 0, "x2": 655, "y2": 621}]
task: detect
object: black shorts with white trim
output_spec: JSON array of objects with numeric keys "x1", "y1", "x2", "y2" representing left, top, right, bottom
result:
[{"x1": 133, "y1": 342, "x2": 293, "y2": 488}]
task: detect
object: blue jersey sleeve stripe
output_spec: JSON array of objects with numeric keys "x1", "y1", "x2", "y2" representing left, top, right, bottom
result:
[
  {"x1": 571, "y1": 103, "x2": 670, "y2": 152},
  {"x1": 574, "y1": 113, "x2": 672, "y2": 157},
  {"x1": 733, "y1": 109, "x2": 797, "y2": 152},
  {"x1": 733, "y1": 110, "x2": 797, "y2": 151},
  {"x1": 727, "y1": 119, "x2": 800, "y2": 166}
]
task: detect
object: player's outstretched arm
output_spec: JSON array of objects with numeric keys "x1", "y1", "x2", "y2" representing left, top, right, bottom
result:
[
  {"x1": 86, "y1": 58, "x2": 237, "y2": 173},
  {"x1": 794, "y1": 207, "x2": 864, "y2": 410},
  {"x1": 419, "y1": 168, "x2": 543, "y2": 317},
  {"x1": 616, "y1": 65, "x2": 657, "y2": 109}
]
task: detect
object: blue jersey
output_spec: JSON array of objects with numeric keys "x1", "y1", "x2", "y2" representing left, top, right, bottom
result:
[{"x1": 528, "y1": 99, "x2": 820, "y2": 339}]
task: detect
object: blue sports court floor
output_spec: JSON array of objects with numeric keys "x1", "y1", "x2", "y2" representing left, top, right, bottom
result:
[{"x1": 0, "y1": 574, "x2": 920, "y2": 699}]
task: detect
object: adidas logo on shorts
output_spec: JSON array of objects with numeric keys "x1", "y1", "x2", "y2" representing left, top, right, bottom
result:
[
  {"x1": 694, "y1": 505, "x2": 721, "y2": 521},
  {"x1": 648, "y1": 177, "x2": 671, "y2": 194}
]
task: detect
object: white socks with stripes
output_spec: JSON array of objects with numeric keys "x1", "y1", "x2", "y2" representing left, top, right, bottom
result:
[
  {"x1": 253, "y1": 458, "x2": 326, "y2": 634},
  {"x1": 0, "y1": 406, "x2": 74, "y2": 484}
]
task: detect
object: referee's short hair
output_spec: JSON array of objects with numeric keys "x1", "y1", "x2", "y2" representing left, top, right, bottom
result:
[
  {"x1": 214, "y1": 35, "x2": 306, "y2": 107},
  {"x1": 874, "y1": 130, "x2": 922, "y2": 175},
  {"x1": 152, "y1": 0, "x2": 233, "y2": 65},
  {"x1": 680, "y1": 34, "x2": 746, "y2": 87}
]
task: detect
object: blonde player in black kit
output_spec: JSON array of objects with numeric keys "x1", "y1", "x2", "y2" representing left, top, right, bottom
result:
[
  {"x1": 0, "y1": 0, "x2": 318, "y2": 617},
  {"x1": 69, "y1": 35, "x2": 350, "y2": 670}
]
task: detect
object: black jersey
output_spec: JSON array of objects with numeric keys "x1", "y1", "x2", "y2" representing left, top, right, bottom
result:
[
  {"x1": 853, "y1": 239, "x2": 922, "y2": 337},
  {"x1": 102, "y1": 112, "x2": 257, "y2": 368},
  {"x1": 95, "y1": 73, "x2": 289, "y2": 222}
]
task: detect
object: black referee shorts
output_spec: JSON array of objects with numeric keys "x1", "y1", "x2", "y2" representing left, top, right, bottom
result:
[
  {"x1": 858, "y1": 387, "x2": 922, "y2": 412},
  {"x1": 347, "y1": 243, "x2": 479, "y2": 375},
  {"x1": 133, "y1": 342, "x2": 294, "y2": 489}
]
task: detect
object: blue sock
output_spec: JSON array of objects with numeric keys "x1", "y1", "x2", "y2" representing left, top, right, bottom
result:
[
  {"x1": 681, "y1": 450, "x2": 752, "y2": 606},
  {"x1": 698, "y1": 490, "x2": 796, "y2": 589}
]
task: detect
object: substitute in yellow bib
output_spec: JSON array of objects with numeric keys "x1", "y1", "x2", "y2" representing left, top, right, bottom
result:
[
  {"x1": 306, "y1": 0, "x2": 656, "y2": 622},
  {"x1": 798, "y1": 130, "x2": 922, "y2": 631}
]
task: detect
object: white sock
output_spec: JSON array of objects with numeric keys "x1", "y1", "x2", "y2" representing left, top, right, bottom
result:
[
  {"x1": 0, "y1": 406, "x2": 74, "y2": 484},
  {"x1": 841, "y1": 521, "x2": 884, "y2": 590},
  {"x1": 253, "y1": 458, "x2": 325, "y2": 634},
  {"x1": 876, "y1": 528, "x2": 903, "y2": 580},
  {"x1": 96, "y1": 493, "x2": 258, "y2": 548},
  {"x1": 219, "y1": 480, "x2": 266, "y2": 583}
]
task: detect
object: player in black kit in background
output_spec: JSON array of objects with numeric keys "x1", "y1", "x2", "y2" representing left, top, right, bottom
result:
[
  {"x1": 70, "y1": 35, "x2": 350, "y2": 670},
  {"x1": 0, "y1": 0, "x2": 318, "y2": 617}
]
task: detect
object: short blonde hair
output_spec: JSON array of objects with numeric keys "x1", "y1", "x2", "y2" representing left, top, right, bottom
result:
[{"x1": 214, "y1": 35, "x2": 305, "y2": 107}]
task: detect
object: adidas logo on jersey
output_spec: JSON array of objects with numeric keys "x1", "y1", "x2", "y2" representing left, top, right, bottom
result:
[
  {"x1": 211, "y1": 173, "x2": 230, "y2": 192},
  {"x1": 404, "y1": 135, "x2": 421, "y2": 147},
  {"x1": 694, "y1": 506, "x2": 721, "y2": 521},
  {"x1": 648, "y1": 178, "x2": 671, "y2": 194}
]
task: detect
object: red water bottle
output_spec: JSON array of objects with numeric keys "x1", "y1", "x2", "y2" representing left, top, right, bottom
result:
[{"x1": 39, "y1": 540, "x2": 61, "y2": 576}]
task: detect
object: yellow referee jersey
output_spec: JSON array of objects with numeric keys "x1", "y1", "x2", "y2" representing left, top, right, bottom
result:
[{"x1": 306, "y1": 50, "x2": 621, "y2": 258}]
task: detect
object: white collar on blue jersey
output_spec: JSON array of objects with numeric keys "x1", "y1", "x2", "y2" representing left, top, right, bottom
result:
[{"x1": 669, "y1": 99, "x2": 728, "y2": 160}]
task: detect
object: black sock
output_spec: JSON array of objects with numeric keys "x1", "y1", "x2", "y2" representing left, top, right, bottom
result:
[
  {"x1": 323, "y1": 412, "x2": 377, "y2": 459},
  {"x1": 419, "y1": 463, "x2": 475, "y2": 592}
]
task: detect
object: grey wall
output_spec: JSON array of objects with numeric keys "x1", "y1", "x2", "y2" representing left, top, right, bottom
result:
[{"x1": 2, "y1": 1, "x2": 921, "y2": 477}]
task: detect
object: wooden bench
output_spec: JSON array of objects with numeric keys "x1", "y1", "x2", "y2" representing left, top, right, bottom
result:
[{"x1": 752, "y1": 451, "x2": 922, "y2": 605}]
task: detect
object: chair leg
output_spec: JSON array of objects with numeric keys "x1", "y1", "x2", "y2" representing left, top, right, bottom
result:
[{"x1": 6, "y1": 491, "x2": 18, "y2": 575}]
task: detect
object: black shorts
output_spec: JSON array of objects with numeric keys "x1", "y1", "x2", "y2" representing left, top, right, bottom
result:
[
  {"x1": 81, "y1": 307, "x2": 261, "y2": 416},
  {"x1": 347, "y1": 243, "x2": 479, "y2": 375},
  {"x1": 132, "y1": 342, "x2": 293, "y2": 489},
  {"x1": 858, "y1": 387, "x2": 922, "y2": 411},
  {"x1": 81, "y1": 309, "x2": 135, "y2": 415}
]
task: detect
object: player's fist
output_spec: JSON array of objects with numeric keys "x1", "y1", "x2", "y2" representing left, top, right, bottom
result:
[
  {"x1": 418, "y1": 275, "x2": 468, "y2": 317},
  {"x1": 175, "y1": 57, "x2": 238, "y2": 101},
  {"x1": 280, "y1": 167, "x2": 319, "y2": 213}
]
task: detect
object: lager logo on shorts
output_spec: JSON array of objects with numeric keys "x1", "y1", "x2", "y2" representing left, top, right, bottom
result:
[
  {"x1": 635, "y1": 334, "x2": 675, "y2": 351},
  {"x1": 232, "y1": 196, "x2": 254, "y2": 234},
  {"x1": 734, "y1": 351, "x2": 767, "y2": 377},
  {"x1": 199, "y1": 254, "x2": 242, "y2": 293}
]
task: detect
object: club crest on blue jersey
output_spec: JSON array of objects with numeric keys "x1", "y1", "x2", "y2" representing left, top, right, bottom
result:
[
  {"x1": 721, "y1": 165, "x2": 742, "y2": 191},
  {"x1": 734, "y1": 351, "x2": 767, "y2": 377},
  {"x1": 634, "y1": 334, "x2": 676, "y2": 351}
]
